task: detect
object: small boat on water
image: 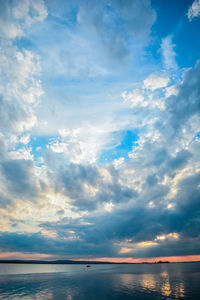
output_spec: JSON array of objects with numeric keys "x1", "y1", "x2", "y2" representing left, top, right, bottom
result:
[{"x1": 86, "y1": 264, "x2": 91, "y2": 267}]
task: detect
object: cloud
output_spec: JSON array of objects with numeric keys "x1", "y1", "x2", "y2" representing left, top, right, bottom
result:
[
  {"x1": 0, "y1": 137, "x2": 42, "y2": 205},
  {"x1": 0, "y1": 159, "x2": 38, "y2": 199},
  {"x1": 52, "y1": 163, "x2": 138, "y2": 211},
  {"x1": 42, "y1": 61, "x2": 200, "y2": 252},
  {"x1": 0, "y1": 46, "x2": 43, "y2": 134},
  {"x1": 0, "y1": 0, "x2": 23, "y2": 39},
  {"x1": 0, "y1": 0, "x2": 47, "y2": 39},
  {"x1": 161, "y1": 36, "x2": 177, "y2": 70},
  {"x1": 75, "y1": 0, "x2": 156, "y2": 63},
  {"x1": 115, "y1": 0, "x2": 156, "y2": 36},
  {"x1": 0, "y1": 193, "x2": 12, "y2": 208},
  {"x1": 187, "y1": 0, "x2": 200, "y2": 21},
  {"x1": 0, "y1": 155, "x2": 199, "y2": 259},
  {"x1": 13, "y1": 0, "x2": 48, "y2": 25},
  {"x1": 29, "y1": 0, "x2": 156, "y2": 87},
  {"x1": 47, "y1": 127, "x2": 106, "y2": 164},
  {"x1": 122, "y1": 89, "x2": 146, "y2": 108},
  {"x1": 0, "y1": 0, "x2": 47, "y2": 219},
  {"x1": 54, "y1": 163, "x2": 100, "y2": 211},
  {"x1": 0, "y1": 95, "x2": 37, "y2": 133},
  {"x1": 165, "y1": 60, "x2": 200, "y2": 131},
  {"x1": 0, "y1": 0, "x2": 199, "y2": 261},
  {"x1": 167, "y1": 150, "x2": 192, "y2": 176},
  {"x1": 143, "y1": 73, "x2": 169, "y2": 90},
  {"x1": 2, "y1": 168, "x2": 199, "y2": 259}
]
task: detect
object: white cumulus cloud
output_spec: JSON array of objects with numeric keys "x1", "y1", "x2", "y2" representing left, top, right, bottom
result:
[
  {"x1": 187, "y1": 0, "x2": 200, "y2": 21},
  {"x1": 143, "y1": 73, "x2": 170, "y2": 91}
]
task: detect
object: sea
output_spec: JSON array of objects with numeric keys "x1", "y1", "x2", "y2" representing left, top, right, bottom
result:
[{"x1": 0, "y1": 262, "x2": 199, "y2": 299}]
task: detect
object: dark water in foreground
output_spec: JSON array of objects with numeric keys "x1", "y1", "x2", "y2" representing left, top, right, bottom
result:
[{"x1": 0, "y1": 263, "x2": 200, "y2": 299}]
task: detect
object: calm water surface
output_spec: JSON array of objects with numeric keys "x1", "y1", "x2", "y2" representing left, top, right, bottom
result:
[{"x1": 0, "y1": 263, "x2": 199, "y2": 299}]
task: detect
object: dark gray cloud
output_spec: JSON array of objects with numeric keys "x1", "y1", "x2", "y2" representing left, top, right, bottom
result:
[
  {"x1": 55, "y1": 163, "x2": 100, "y2": 210},
  {"x1": 0, "y1": 168, "x2": 199, "y2": 259},
  {"x1": 17, "y1": 171, "x2": 196, "y2": 258},
  {"x1": 54, "y1": 163, "x2": 138, "y2": 211},
  {"x1": 40, "y1": 138, "x2": 200, "y2": 259},
  {"x1": 0, "y1": 158, "x2": 40, "y2": 200},
  {"x1": 166, "y1": 61, "x2": 200, "y2": 132},
  {"x1": 0, "y1": 154, "x2": 199, "y2": 258},
  {"x1": 0, "y1": 230, "x2": 114, "y2": 257}
]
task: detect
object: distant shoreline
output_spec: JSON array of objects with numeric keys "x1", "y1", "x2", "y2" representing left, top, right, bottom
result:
[{"x1": 0, "y1": 260, "x2": 199, "y2": 264}]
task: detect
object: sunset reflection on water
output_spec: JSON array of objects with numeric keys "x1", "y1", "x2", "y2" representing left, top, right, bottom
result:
[
  {"x1": 142, "y1": 273, "x2": 156, "y2": 291},
  {"x1": 119, "y1": 273, "x2": 135, "y2": 289},
  {"x1": 0, "y1": 263, "x2": 199, "y2": 299},
  {"x1": 118, "y1": 268, "x2": 186, "y2": 299},
  {"x1": 161, "y1": 271, "x2": 171, "y2": 297},
  {"x1": 174, "y1": 281, "x2": 185, "y2": 298}
]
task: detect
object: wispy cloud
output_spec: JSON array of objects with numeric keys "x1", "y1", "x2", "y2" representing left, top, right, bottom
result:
[{"x1": 161, "y1": 36, "x2": 177, "y2": 70}]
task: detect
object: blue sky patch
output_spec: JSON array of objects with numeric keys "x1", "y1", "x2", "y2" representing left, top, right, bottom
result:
[{"x1": 99, "y1": 130, "x2": 138, "y2": 163}]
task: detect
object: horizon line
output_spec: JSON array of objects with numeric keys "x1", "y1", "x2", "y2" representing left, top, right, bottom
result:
[{"x1": 0, "y1": 254, "x2": 200, "y2": 263}]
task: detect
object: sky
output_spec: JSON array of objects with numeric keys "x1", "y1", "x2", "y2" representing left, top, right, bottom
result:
[{"x1": 0, "y1": 0, "x2": 200, "y2": 263}]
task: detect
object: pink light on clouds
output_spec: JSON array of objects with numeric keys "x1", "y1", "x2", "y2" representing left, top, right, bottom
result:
[{"x1": 0, "y1": 252, "x2": 52, "y2": 260}]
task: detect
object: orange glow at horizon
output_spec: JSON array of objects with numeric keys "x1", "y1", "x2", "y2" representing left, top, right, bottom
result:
[
  {"x1": 75, "y1": 255, "x2": 200, "y2": 263},
  {"x1": 0, "y1": 252, "x2": 200, "y2": 263}
]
